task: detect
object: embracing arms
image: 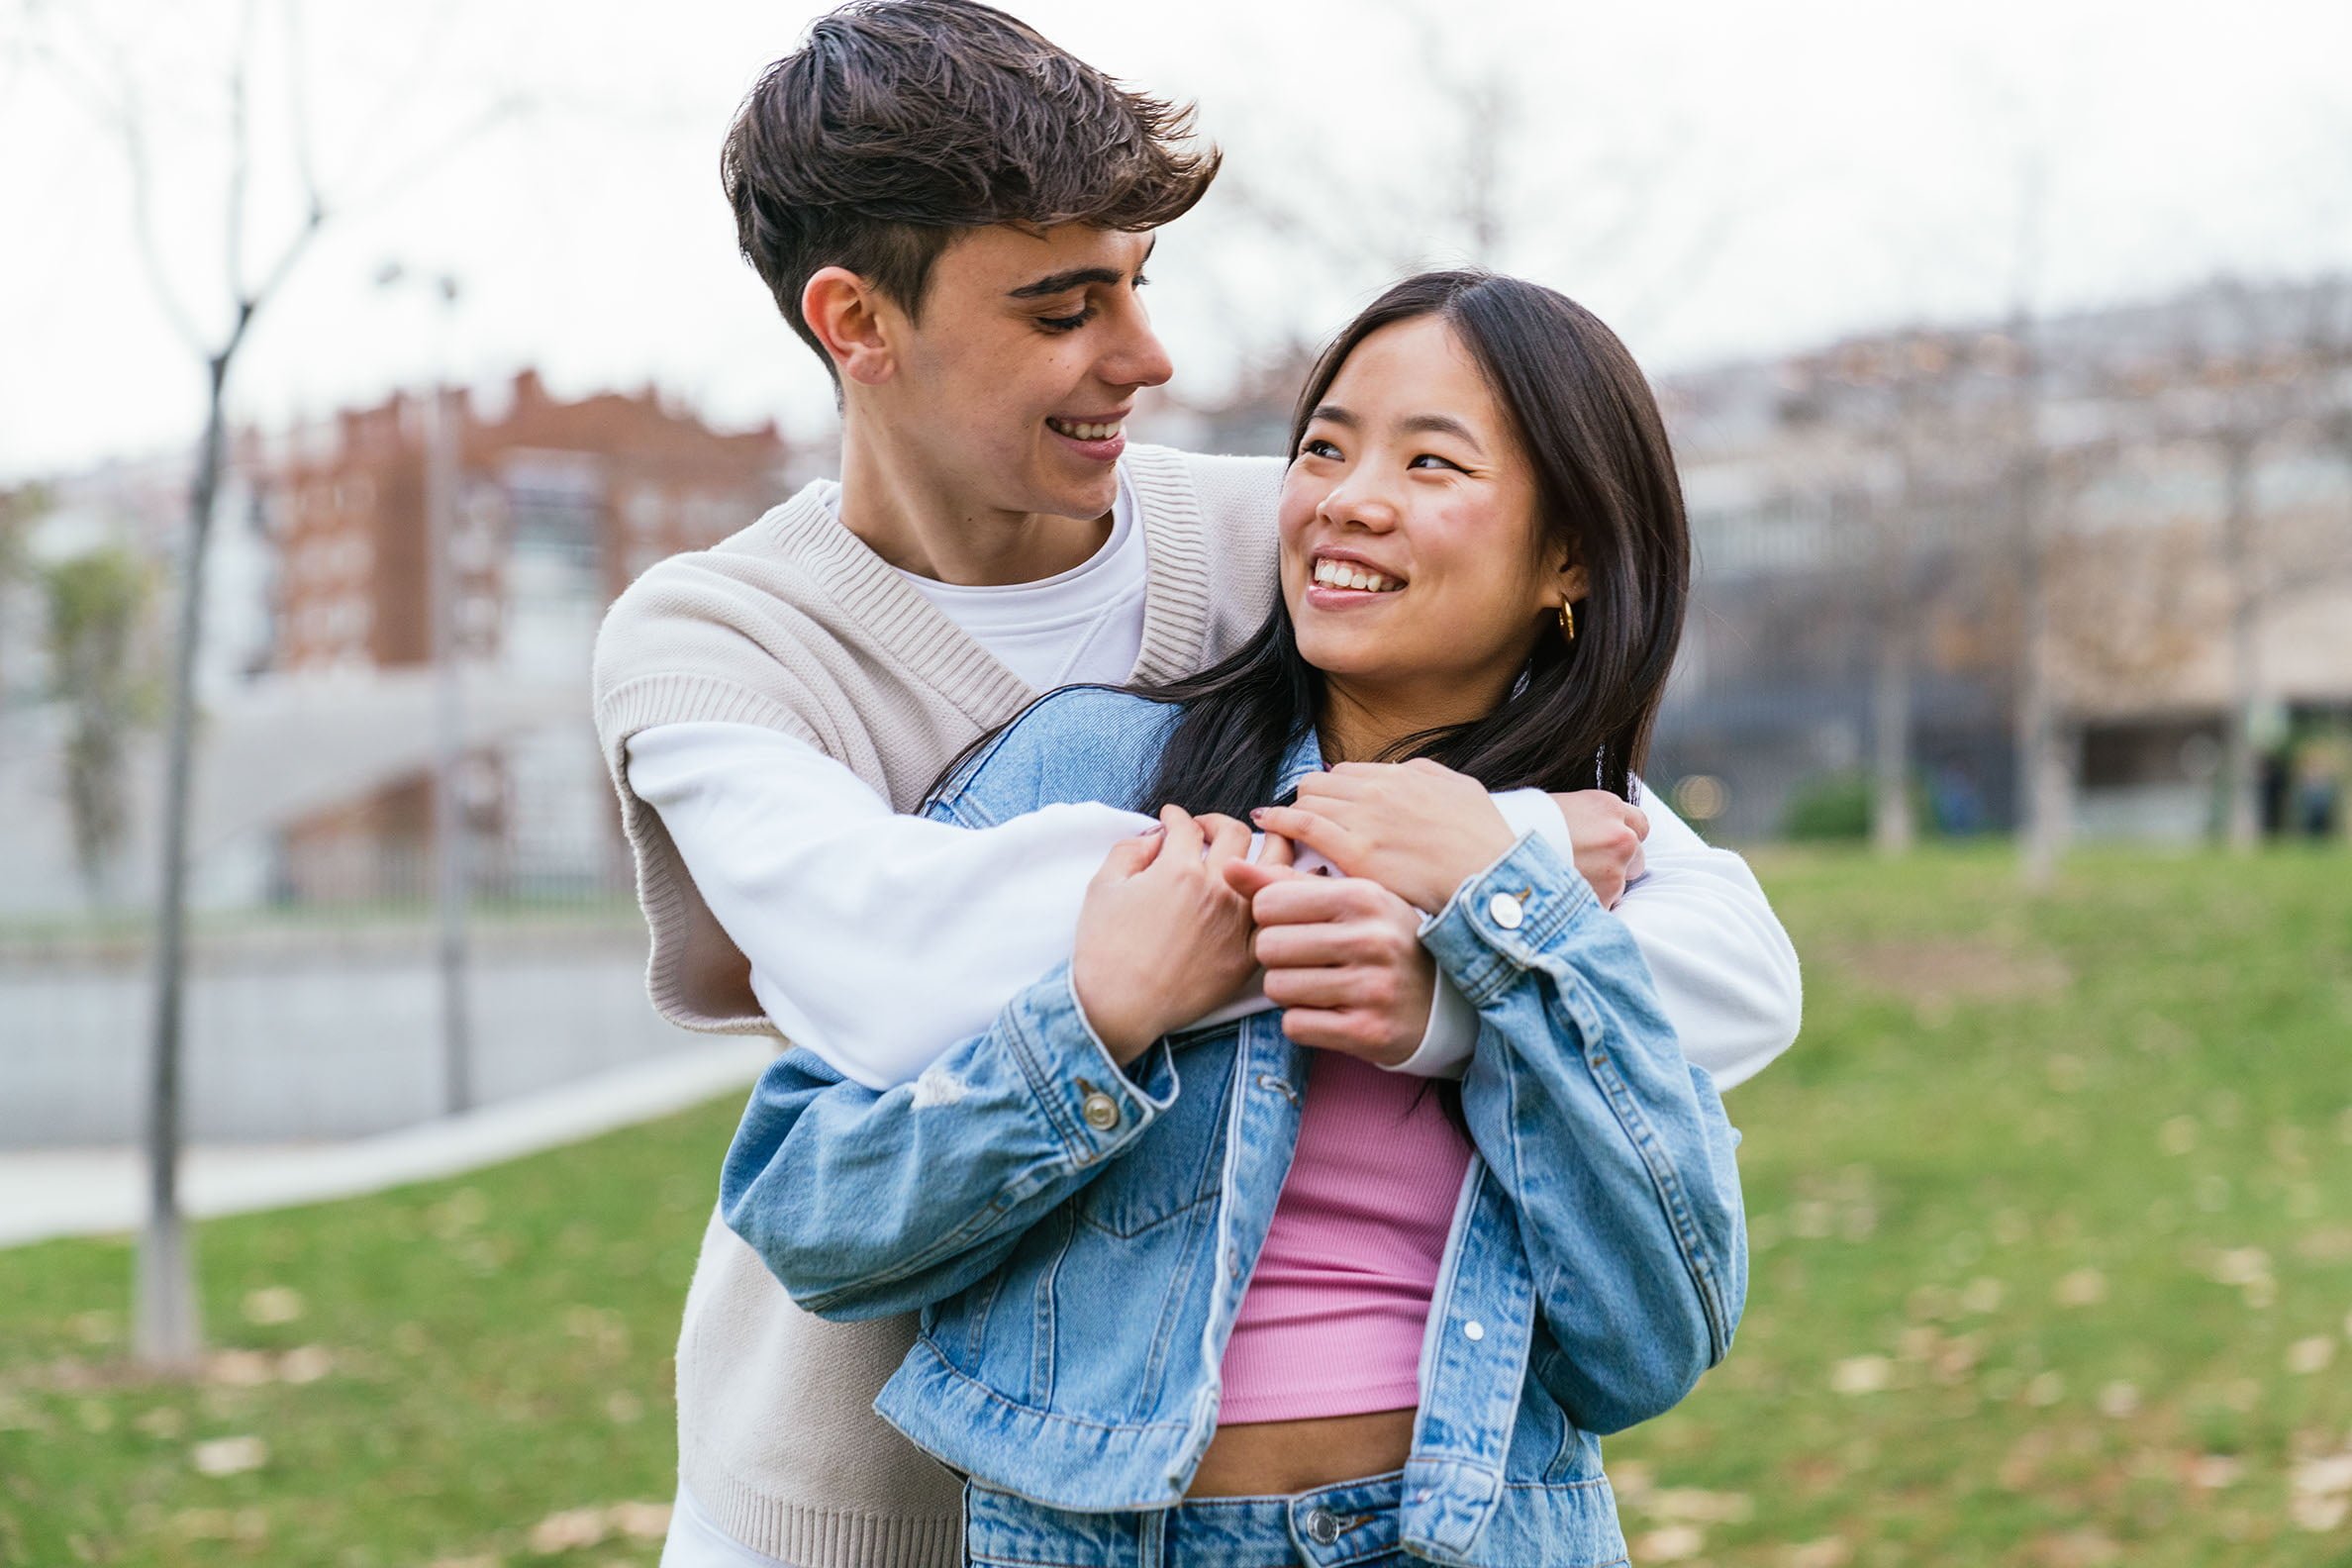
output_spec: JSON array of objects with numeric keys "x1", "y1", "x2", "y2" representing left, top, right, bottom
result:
[{"x1": 625, "y1": 722, "x2": 1798, "y2": 1088}]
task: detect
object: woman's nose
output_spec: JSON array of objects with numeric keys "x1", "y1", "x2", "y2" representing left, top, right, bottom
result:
[{"x1": 1317, "y1": 477, "x2": 1399, "y2": 531}]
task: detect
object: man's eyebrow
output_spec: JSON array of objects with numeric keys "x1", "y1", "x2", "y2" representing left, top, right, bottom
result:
[{"x1": 1007, "y1": 239, "x2": 1156, "y2": 300}]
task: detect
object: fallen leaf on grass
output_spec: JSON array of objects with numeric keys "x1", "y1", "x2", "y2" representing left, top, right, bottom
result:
[
  {"x1": 2032, "y1": 1528, "x2": 2120, "y2": 1566},
  {"x1": 2054, "y1": 1268, "x2": 2107, "y2": 1307},
  {"x1": 2287, "y1": 1336, "x2": 2337, "y2": 1375},
  {"x1": 1632, "y1": 1524, "x2": 1706, "y2": 1562},
  {"x1": 529, "y1": 1508, "x2": 609, "y2": 1553},
  {"x1": 2185, "y1": 1454, "x2": 2243, "y2": 1490},
  {"x1": 610, "y1": 1501, "x2": 672, "y2": 1540},
  {"x1": 1638, "y1": 1488, "x2": 1754, "y2": 1525},
  {"x1": 1785, "y1": 1541, "x2": 1853, "y2": 1568},
  {"x1": 1830, "y1": 1355, "x2": 1894, "y2": 1394},
  {"x1": 242, "y1": 1287, "x2": 304, "y2": 1325},
  {"x1": 190, "y1": 1435, "x2": 267, "y2": 1477}
]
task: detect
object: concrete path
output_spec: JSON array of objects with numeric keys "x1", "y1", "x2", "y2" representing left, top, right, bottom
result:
[{"x1": 0, "y1": 1038, "x2": 772, "y2": 1249}]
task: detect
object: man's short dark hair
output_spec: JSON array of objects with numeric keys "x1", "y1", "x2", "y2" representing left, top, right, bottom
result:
[{"x1": 723, "y1": 0, "x2": 1220, "y2": 373}]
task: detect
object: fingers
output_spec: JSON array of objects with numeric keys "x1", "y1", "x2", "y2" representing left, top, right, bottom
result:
[
  {"x1": 1221, "y1": 855, "x2": 1302, "y2": 902},
  {"x1": 1625, "y1": 806, "x2": 1651, "y2": 841},
  {"x1": 1091, "y1": 828, "x2": 1164, "y2": 886},
  {"x1": 1278, "y1": 1007, "x2": 1396, "y2": 1058},
  {"x1": 1253, "y1": 916, "x2": 1401, "y2": 971},
  {"x1": 1153, "y1": 803, "x2": 1205, "y2": 866},
  {"x1": 1246, "y1": 871, "x2": 1389, "y2": 929},
  {"x1": 1247, "y1": 804, "x2": 1351, "y2": 869},
  {"x1": 1257, "y1": 832, "x2": 1297, "y2": 870},
  {"x1": 1197, "y1": 813, "x2": 1254, "y2": 870},
  {"x1": 1261, "y1": 963, "x2": 1398, "y2": 1013}
]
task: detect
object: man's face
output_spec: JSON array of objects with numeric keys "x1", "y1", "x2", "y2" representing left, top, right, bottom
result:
[{"x1": 873, "y1": 224, "x2": 1171, "y2": 523}]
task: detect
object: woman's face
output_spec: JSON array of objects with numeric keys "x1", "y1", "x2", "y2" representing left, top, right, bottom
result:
[{"x1": 1278, "y1": 315, "x2": 1578, "y2": 727}]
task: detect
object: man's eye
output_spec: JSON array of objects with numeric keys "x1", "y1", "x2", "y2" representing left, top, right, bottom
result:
[{"x1": 1038, "y1": 308, "x2": 1095, "y2": 333}]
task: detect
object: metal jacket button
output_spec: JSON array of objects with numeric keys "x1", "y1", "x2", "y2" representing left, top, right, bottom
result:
[
  {"x1": 1487, "y1": 892, "x2": 1524, "y2": 930},
  {"x1": 1081, "y1": 1091, "x2": 1121, "y2": 1131},
  {"x1": 1303, "y1": 1507, "x2": 1341, "y2": 1545}
]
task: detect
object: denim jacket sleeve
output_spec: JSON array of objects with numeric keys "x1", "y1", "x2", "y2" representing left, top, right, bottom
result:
[
  {"x1": 1421, "y1": 831, "x2": 1748, "y2": 1435},
  {"x1": 720, "y1": 959, "x2": 1181, "y2": 1321}
]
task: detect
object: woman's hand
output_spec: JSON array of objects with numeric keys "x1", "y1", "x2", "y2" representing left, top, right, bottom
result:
[
  {"x1": 1224, "y1": 838, "x2": 1436, "y2": 1067},
  {"x1": 1249, "y1": 759, "x2": 1516, "y2": 916},
  {"x1": 1071, "y1": 807, "x2": 1259, "y2": 1064}
]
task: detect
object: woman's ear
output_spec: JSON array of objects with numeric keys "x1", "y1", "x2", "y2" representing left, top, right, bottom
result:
[
  {"x1": 801, "y1": 267, "x2": 896, "y2": 387},
  {"x1": 1552, "y1": 559, "x2": 1591, "y2": 610}
]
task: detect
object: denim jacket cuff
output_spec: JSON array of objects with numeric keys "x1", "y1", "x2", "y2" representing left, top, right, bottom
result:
[
  {"x1": 1419, "y1": 832, "x2": 1603, "y2": 1008},
  {"x1": 1001, "y1": 960, "x2": 1181, "y2": 1169}
]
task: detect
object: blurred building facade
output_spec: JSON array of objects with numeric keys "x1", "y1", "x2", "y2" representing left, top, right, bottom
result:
[
  {"x1": 1145, "y1": 275, "x2": 2352, "y2": 843},
  {"x1": 1654, "y1": 277, "x2": 2352, "y2": 841},
  {"x1": 259, "y1": 370, "x2": 789, "y2": 903}
]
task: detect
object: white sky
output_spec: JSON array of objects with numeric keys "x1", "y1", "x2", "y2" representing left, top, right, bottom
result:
[{"x1": 3, "y1": 0, "x2": 2348, "y2": 482}]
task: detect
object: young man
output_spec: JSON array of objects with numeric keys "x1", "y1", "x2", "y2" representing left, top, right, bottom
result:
[{"x1": 592, "y1": 5, "x2": 1801, "y2": 1565}]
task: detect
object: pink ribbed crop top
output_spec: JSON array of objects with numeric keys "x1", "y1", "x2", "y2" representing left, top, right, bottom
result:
[{"x1": 1215, "y1": 1051, "x2": 1476, "y2": 1424}]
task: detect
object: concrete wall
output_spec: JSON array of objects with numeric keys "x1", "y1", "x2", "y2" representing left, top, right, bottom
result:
[{"x1": 0, "y1": 928, "x2": 748, "y2": 1147}]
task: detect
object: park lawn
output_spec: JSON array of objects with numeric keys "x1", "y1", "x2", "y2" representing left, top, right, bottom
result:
[{"x1": 3, "y1": 845, "x2": 2350, "y2": 1567}]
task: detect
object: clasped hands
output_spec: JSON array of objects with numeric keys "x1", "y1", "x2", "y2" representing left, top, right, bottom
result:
[{"x1": 1071, "y1": 759, "x2": 1650, "y2": 1067}]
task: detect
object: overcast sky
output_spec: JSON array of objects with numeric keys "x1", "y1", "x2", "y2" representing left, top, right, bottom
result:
[{"x1": 3, "y1": 0, "x2": 2348, "y2": 482}]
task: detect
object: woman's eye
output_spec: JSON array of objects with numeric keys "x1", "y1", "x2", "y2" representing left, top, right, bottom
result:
[
  {"x1": 1409, "y1": 452, "x2": 1465, "y2": 471},
  {"x1": 1299, "y1": 438, "x2": 1342, "y2": 460}
]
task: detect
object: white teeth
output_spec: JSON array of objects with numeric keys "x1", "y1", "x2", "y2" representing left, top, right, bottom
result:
[
  {"x1": 1312, "y1": 558, "x2": 1401, "y2": 593},
  {"x1": 1051, "y1": 419, "x2": 1121, "y2": 441}
]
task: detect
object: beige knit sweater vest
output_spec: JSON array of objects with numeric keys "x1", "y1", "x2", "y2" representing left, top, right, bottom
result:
[{"x1": 591, "y1": 444, "x2": 1283, "y2": 1567}]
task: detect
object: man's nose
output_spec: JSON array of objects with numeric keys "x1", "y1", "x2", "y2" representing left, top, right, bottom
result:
[{"x1": 1098, "y1": 297, "x2": 1174, "y2": 391}]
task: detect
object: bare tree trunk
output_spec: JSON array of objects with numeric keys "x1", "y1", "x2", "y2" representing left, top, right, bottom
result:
[
  {"x1": 1872, "y1": 613, "x2": 1914, "y2": 854},
  {"x1": 2218, "y1": 435, "x2": 2263, "y2": 852},
  {"x1": 137, "y1": 353, "x2": 228, "y2": 1370},
  {"x1": 2015, "y1": 447, "x2": 2068, "y2": 890}
]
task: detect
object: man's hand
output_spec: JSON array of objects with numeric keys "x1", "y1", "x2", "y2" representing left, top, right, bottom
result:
[
  {"x1": 1223, "y1": 838, "x2": 1436, "y2": 1067},
  {"x1": 1248, "y1": 760, "x2": 1516, "y2": 915},
  {"x1": 1072, "y1": 807, "x2": 1258, "y2": 1063},
  {"x1": 1546, "y1": 790, "x2": 1650, "y2": 908}
]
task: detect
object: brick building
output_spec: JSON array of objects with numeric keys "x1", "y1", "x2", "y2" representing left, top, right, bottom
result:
[{"x1": 265, "y1": 370, "x2": 789, "y2": 901}]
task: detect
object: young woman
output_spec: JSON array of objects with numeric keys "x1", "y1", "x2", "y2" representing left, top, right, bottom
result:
[{"x1": 721, "y1": 271, "x2": 1747, "y2": 1567}]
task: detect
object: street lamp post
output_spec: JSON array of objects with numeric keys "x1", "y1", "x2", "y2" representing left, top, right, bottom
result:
[{"x1": 378, "y1": 263, "x2": 473, "y2": 1117}]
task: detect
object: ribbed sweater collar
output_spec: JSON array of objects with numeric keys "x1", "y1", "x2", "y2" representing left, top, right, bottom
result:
[{"x1": 753, "y1": 445, "x2": 1210, "y2": 710}]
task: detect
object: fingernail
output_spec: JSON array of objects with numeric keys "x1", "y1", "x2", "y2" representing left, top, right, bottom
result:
[
  {"x1": 1139, "y1": 824, "x2": 1165, "y2": 836},
  {"x1": 1248, "y1": 808, "x2": 1267, "y2": 822}
]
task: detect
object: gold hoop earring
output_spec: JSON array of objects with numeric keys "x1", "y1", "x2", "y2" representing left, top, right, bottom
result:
[{"x1": 1558, "y1": 603, "x2": 1577, "y2": 642}]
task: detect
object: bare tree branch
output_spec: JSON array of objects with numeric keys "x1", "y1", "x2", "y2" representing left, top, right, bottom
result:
[{"x1": 225, "y1": 0, "x2": 255, "y2": 301}]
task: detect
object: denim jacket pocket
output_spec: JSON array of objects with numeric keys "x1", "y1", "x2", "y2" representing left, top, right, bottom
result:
[{"x1": 1069, "y1": 1048, "x2": 1233, "y2": 1238}]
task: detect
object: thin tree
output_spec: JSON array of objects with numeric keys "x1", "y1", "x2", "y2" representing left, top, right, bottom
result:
[{"x1": 31, "y1": 0, "x2": 521, "y2": 1368}]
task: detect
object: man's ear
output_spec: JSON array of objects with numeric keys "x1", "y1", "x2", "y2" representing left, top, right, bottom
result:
[{"x1": 801, "y1": 266, "x2": 895, "y2": 386}]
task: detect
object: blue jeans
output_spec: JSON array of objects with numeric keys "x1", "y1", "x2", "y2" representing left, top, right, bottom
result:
[{"x1": 965, "y1": 1472, "x2": 1417, "y2": 1567}]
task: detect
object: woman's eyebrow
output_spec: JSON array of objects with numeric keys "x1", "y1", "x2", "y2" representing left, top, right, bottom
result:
[
  {"x1": 1397, "y1": 412, "x2": 1484, "y2": 452},
  {"x1": 1308, "y1": 404, "x2": 1358, "y2": 427}
]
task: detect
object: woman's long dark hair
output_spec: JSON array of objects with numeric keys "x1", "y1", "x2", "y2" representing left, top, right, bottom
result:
[{"x1": 1133, "y1": 269, "x2": 1690, "y2": 817}]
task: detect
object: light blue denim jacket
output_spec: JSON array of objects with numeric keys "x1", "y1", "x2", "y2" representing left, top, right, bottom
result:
[{"x1": 721, "y1": 688, "x2": 1747, "y2": 1568}]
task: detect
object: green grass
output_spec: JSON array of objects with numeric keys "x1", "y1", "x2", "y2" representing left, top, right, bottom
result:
[{"x1": 4, "y1": 845, "x2": 2350, "y2": 1566}]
